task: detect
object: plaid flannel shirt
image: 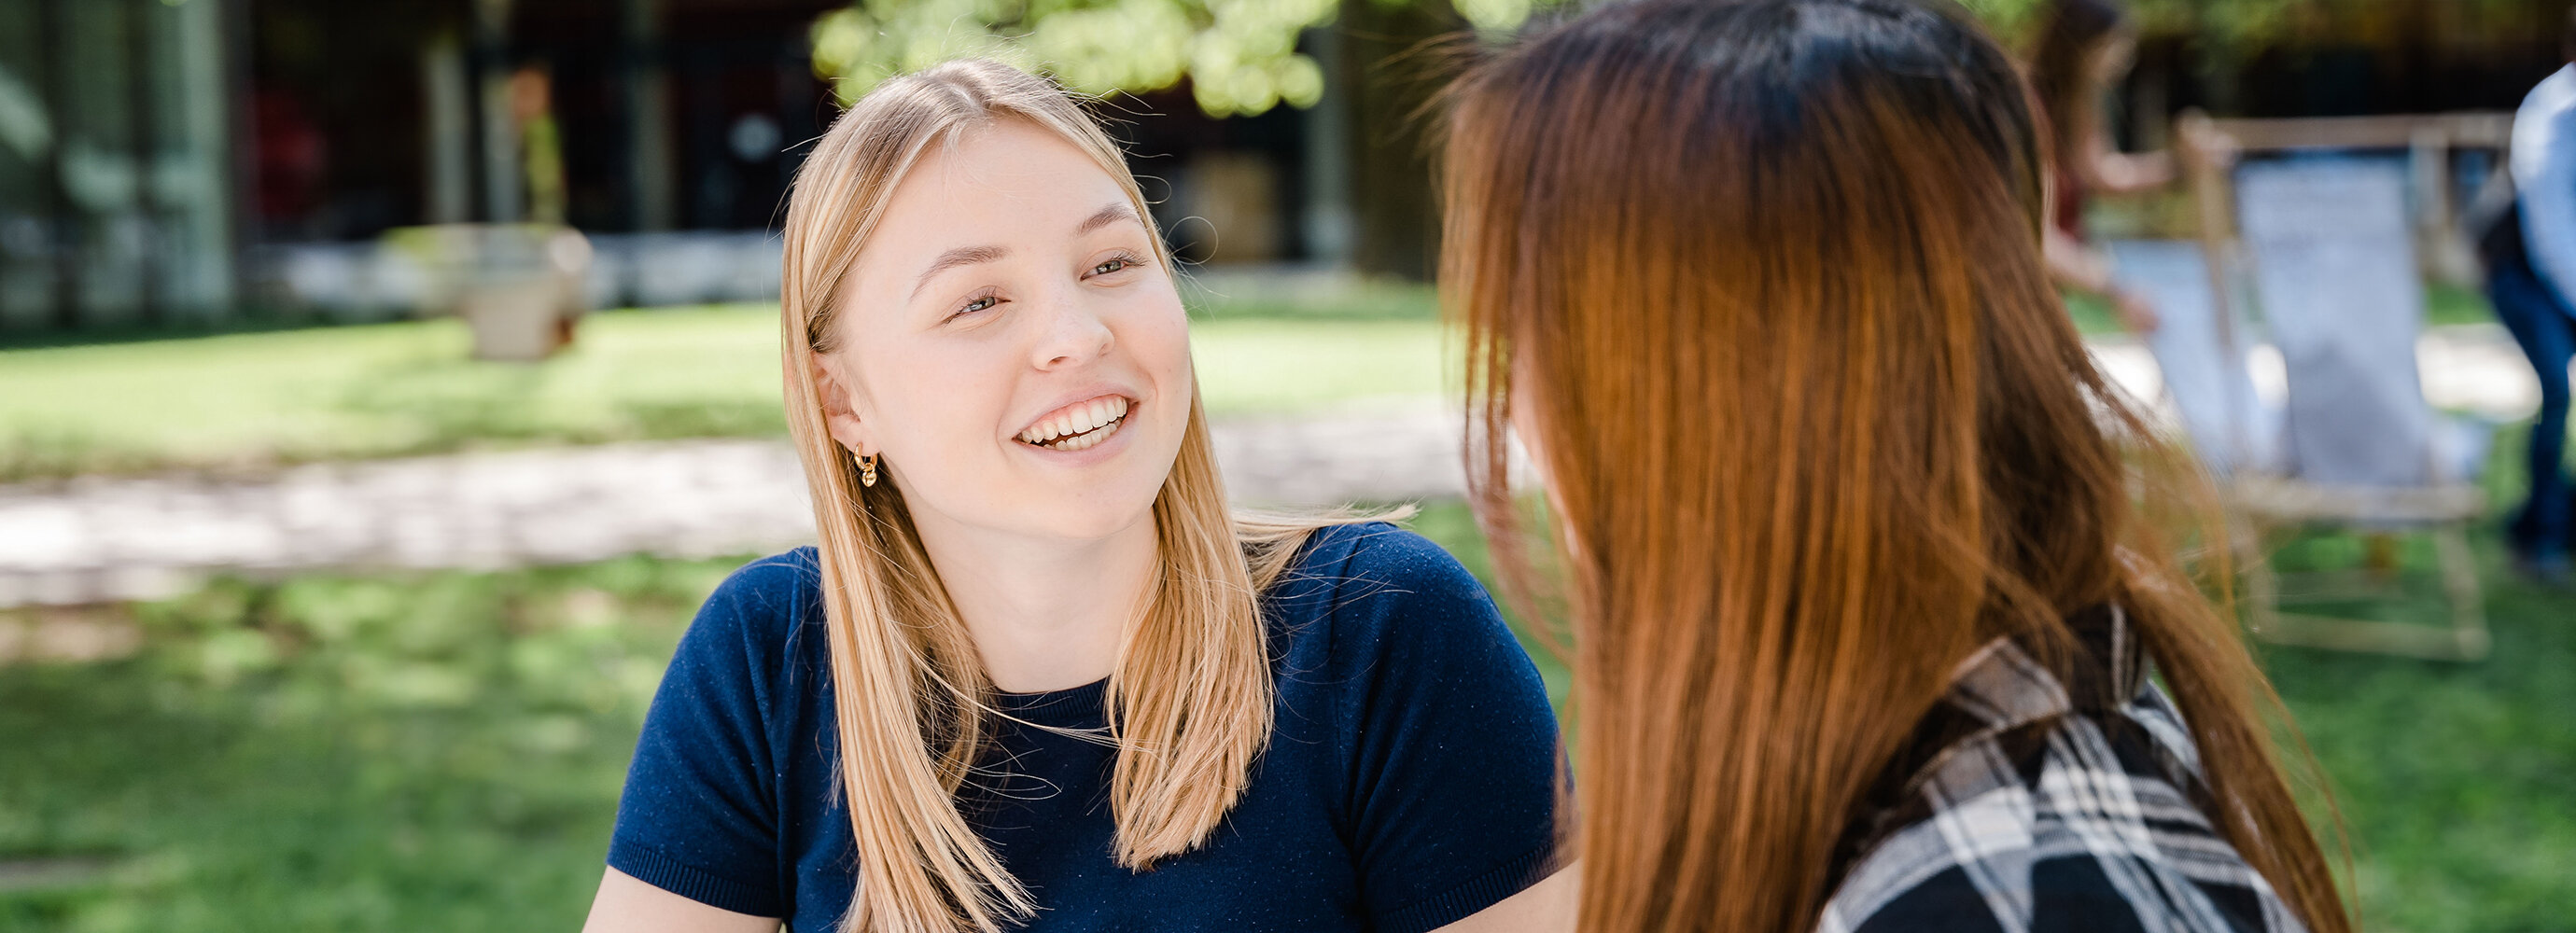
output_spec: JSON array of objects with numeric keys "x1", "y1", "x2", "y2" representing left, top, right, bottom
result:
[{"x1": 1816, "y1": 606, "x2": 2308, "y2": 933}]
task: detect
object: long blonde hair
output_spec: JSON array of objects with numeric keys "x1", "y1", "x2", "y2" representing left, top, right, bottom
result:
[{"x1": 779, "y1": 59, "x2": 1356, "y2": 933}]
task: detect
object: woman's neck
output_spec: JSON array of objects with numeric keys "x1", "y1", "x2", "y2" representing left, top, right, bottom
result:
[{"x1": 909, "y1": 508, "x2": 1159, "y2": 694}]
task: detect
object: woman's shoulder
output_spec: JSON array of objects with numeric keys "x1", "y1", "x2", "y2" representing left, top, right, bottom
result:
[
  {"x1": 1264, "y1": 522, "x2": 1541, "y2": 699},
  {"x1": 708, "y1": 546, "x2": 823, "y2": 602},
  {"x1": 1269, "y1": 522, "x2": 1503, "y2": 632},
  {"x1": 1823, "y1": 680, "x2": 2298, "y2": 933},
  {"x1": 679, "y1": 547, "x2": 827, "y2": 668},
  {"x1": 1281, "y1": 521, "x2": 1483, "y2": 590}
]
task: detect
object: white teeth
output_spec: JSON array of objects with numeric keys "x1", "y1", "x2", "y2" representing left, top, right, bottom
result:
[
  {"x1": 1055, "y1": 417, "x2": 1120, "y2": 451},
  {"x1": 1015, "y1": 397, "x2": 1131, "y2": 450}
]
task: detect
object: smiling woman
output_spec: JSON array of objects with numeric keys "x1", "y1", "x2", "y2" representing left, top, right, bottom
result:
[{"x1": 577, "y1": 60, "x2": 1572, "y2": 933}]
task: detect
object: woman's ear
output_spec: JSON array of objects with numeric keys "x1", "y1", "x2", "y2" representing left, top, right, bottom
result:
[{"x1": 810, "y1": 355, "x2": 875, "y2": 457}]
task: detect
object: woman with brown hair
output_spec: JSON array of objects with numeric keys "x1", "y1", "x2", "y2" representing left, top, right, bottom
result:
[
  {"x1": 1440, "y1": 1, "x2": 2348, "y2": 931},
  {"x1": 2026, "y1": 0, "x2": 2228, "y2": 334}
]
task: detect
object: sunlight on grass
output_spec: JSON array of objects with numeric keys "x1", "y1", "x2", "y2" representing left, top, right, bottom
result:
[
  {"x1": 0, "y1": 305, "x2": 1446, "y2": 480},
  {"x1": 0, "y1": 556, "x2": 739, "y2": 932},
  {"x1": 2, "y1": 501, "x2": 2566, "y2": 931},
  {"x1": 1192, "y1": 318, "x2": 1446, "y2": 413},
  {"x1": 0, "y1": 279, "x2": 2561, "y2": 932},
  {"x1": 1, "y1": 278, "x2": 2476, "y2": 480}
]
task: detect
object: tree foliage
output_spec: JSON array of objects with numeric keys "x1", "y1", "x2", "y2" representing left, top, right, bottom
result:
[
  {"x1": 1964, "y1": 0, "x2": 2544, "y2": 50},
  {"x1": 809, "y1": 0, "x2": 1565, "y2": 116},
  {"x1": 811, "y1": 0, "x2": 2553, "y2": 118}
]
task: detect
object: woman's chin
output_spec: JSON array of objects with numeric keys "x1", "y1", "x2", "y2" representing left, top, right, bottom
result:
[
  {"x1": 996, "y1": 466, "x2": 1180, "y2": 544},
  {"x1": 967, "y1": 483, "x2": 1159, "y2": 544}
]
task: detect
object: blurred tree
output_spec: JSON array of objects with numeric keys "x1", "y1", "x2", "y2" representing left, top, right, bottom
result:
[
  {"x1": 1967, "y1": 0, "x2": 2544, "y2": 49},
  {"x1": 808, "y1": 0, "x2": 1562, "y2": 116},
  {"x1": 806, "y1": 0, "x2": 2551, "y2": 279},
  {"x1": 810, "y1": 0, "x2": 2545, "y2": 118},
  {"x1": 808, "y1": 0, "x2": 1565, "y2": 279}
]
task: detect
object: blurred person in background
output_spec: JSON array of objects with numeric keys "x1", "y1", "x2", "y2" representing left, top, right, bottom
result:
[
  {"x1": 2027, "y1": 0, "x2": 2229, "y2": 334},
  {"x1": 581, "y1": 60, "x2": 1570, "y2": 933},
  {"x1": 1441, "y1": 1, "x2": 2351, "y2": 931},
  {"x1": 510, "y1": 65, "x2": 570, "y2": 228},
  {"x1": 2480, "y1": 7, "x2": 2576, "y2": 581}
]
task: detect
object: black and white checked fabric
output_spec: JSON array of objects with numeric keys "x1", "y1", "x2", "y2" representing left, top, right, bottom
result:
[{"x1": 1816, "y1": 606, "x2": 2308, "y2": 933}]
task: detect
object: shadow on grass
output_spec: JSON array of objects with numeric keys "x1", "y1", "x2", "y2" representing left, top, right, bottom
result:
[
  {"x1": 0, "y1": 556, "x2": 746, "y2": 932},
  {"x1": 0, "y1": 505, "x2": 2568, "y2": 931}
]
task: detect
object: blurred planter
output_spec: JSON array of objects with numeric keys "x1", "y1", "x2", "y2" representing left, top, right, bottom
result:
[{"x1": 382, "y1": 224, "x2": 593, "y2": 361}]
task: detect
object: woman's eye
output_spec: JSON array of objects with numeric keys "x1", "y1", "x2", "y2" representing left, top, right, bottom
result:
[
  {"x1": 952, "y1": 294, "x2": 999, "y2": 318},
  {"x1": 1092, "y1": 251, "x2": 1154, "y2": 276}
]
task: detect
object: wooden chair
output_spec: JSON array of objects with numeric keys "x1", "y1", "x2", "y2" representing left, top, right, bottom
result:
[{"x1": 2168, "y1": 115, "x2": 2510, "y2": 661}]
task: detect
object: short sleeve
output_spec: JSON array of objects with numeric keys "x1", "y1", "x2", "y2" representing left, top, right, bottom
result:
[
  {"x1": 606, "y1": 556, "x2": 806, "y2": 918},
  {"x1": 1327, "y1": 527, "x2": 1565, "y2": 933}
]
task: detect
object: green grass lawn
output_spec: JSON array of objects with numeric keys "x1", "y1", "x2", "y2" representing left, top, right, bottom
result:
[
  {"x1": 2060, "y1": 280, "x2": 2495, "y2": 337},
  {"x1": 0, "y1": 281, "x2": 2558, "y2": 930},
  {"x1": 0, "y1": 557, "x2": 735, "y2": 932},
  {"x1": 0, "y1": 303, "x2": 1447, "y2": 482},
  {"x1": 0, "y1": 280, "x2": 2497, "y2": 482},
  {"x1": 3, "y1": 483, "x2": 2569, "y2": 931}
]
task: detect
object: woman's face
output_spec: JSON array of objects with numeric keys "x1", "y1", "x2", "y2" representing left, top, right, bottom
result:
[{"x1": 814, "y1": 118, "x2": 1192, "y2": 544}]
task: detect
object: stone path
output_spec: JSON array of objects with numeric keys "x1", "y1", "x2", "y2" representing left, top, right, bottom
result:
[
  {"x1": 0, "y1": 401, "x2": 1471, "y2": 607},
  {"x1": 0, "y1": 327, "x2": 2545, "y2": 608}
]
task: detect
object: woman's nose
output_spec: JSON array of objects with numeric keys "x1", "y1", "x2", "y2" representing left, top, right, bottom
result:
[{"x1": 1031, "y1": 292, "x2": 1115, "y2": 369}]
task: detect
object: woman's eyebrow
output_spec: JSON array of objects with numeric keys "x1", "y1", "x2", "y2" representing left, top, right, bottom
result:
[
  {"x1": 905, "y1": 204, "x2": 1134, "y2": 300},
  {"x1": 1075, "y1": 202, "x2": 1139, "y2": 236},
  {"x1": 910, "y1": 244, "x2": 1010, "y2": 299}
]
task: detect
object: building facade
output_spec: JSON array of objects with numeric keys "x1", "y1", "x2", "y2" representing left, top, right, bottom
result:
[{"x1": 0, "y1": 0, "x2": 2569, "y2": 334}]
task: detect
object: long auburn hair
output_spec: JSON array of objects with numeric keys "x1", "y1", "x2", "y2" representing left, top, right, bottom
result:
[
  {"x1": 779, "y1": 59, "x2": 1361, "y2": 933},
  {"x1": 1439, "y1": 2, "x2": 2350, "y2": 931}
]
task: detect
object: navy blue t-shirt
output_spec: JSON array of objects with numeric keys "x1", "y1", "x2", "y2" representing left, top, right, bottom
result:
[{"x1": 608, "y1": 523, "x2": 1562, "y2": 932}]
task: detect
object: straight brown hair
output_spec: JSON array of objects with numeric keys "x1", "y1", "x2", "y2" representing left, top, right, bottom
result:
[{"x1": 1439, "y1": 2, "x2": 2352, "y2": 931}]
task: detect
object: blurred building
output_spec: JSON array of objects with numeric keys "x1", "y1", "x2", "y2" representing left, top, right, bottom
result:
[
  {"x1": 0, "y1": 0, "x2": 2570, "y2": 334},
  {"x1": 0, "y1": 0, "x2": 234, "y2": 330},
  {"x1": 2116, "y1": 1, "x2": 2568, "y2": 152}
]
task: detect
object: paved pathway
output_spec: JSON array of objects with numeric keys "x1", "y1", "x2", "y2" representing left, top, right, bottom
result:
[
  {"x1": 0, "y1": 328, "x2": 2545, "y2": 608},
  {"x1": 0, "y1": 401, "x2": 1471, "y2": 607}
]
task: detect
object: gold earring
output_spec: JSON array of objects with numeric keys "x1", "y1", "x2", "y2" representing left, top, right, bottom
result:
[{"x1": 856, "y1": 453, "x2": 879, "y2": 488}]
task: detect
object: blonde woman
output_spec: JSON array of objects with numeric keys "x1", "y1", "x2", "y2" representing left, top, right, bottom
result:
[{"x1": 579, "y1": 60, "x2": 1570, "y2": 933}]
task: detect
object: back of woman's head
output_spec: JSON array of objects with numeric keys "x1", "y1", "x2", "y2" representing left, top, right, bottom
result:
[{"x1": 1441, "y1": 1, "x2": 2346, "y2": 930}]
